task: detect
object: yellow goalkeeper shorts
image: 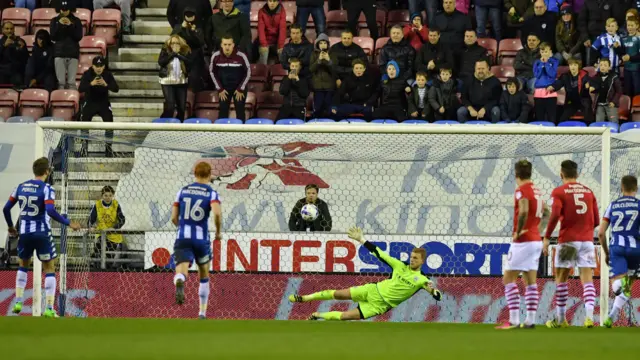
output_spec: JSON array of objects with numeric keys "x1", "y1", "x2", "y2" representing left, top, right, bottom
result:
[{"x1": 350, "y1": 283, "x2": 392, "y2": 319}]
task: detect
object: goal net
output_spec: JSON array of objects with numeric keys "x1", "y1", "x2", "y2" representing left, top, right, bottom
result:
[{"x1": 35, "y1": 123, "x2": 640, "y2": 325}]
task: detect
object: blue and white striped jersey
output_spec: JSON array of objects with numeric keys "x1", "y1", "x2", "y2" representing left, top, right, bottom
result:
[
  {"x1": 604, "y1": 196, "x2": 640, "y2": 248},
  {"x1": 174, "y1": 183, "x2": 220, "y2": 241},
  {"x1": 9, "y1": 180, "x2": 55, "y2": 235}
]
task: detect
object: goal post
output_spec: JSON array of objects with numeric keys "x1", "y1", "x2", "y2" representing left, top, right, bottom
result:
[{"x1": 33, "y1": 121, "x2": 630, "y2": 324}]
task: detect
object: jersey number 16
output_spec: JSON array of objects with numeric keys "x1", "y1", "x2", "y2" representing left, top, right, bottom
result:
[{"x1": 183, "y1": 198, "x2": 205, "y2": 221}]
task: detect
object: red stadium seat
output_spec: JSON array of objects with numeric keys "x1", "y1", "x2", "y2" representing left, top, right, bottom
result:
[
  {"x1": 50, "y1": 90, "x2": 80, "y2": 121},
  {"x1": 0, "y1": 89, "x2": 19, "y2": 119},
  {"x1": 19, "y1": 89, "x2": 49, "y2": 119},
  {"x1": 79, "y1": 36, "x2": 107, "y2": 65},
  {"x1": 76, "y1": 62, "x2": 91, "y2": 80},
  {"x1": 2, "y1": 8, "x2": 31, "y2": 36},
  {"x1": 22, "y1": 35, "x2": 34, "y2": 52},
  {"x1": 478, "y1": 38, "x2": 497, "y2": 63},
  {"x1": 556, "y1": 66, "x2": 569, "y2": 78},
  {"x1": 357, "y1": 10, "x2": 386, "y2": 38},
  {"x1": 490, "y1": 66, "x2": 514, "y2": 84},
  {"x1": 500, "y1": 57, "x2": 515, "y2": 66},
  {"x1": 353, "y1": 36, "x2": 374, "y2": 57},
  {"x1": 632, "y1": 95, "x2": 640, "y2": 112},
  {"x1": 74, "y1": 8, "x2": 92, "y2": 36},
  {"x1": 281, "y1": 1, "x2": 296, "y2": 23},
  {"x1": 375, "y1": 37, "x2": 390, "y2": 63},
  {"x1": 31, "y1": 8, "x2": 57, "y2": 35},
  {"x1": 92, "y1": 9, "x2": 121, "y2": 46},
  {"x1": 269, "y1": 63, "x2": 287, "y2": 83},
  {"x1": 251, "y1": 1, "x2": 266, "y2": 11},
  {"x1": 257, "y1": 91, "x2": 284, "y2": 109},
  {"x1": 583, "y1": 66, "x2": 597, "y2": 78},
  {"x1": 194, "y1": 91, "x2": 219, "y2": 118},
  {"x1": 619, "y1": 95, "x2": 631, "y2": 122},
  {"x1": 387, "y1": 10, "x2": 410, "y2": 30},
  {"x1": 250, "y1": 64, "x2": 268, "y2": 83},
  {"x1": 326, "y1": 10, "x2": 348, "y2": 37},
  {"x1": 250, "y1": 9, "x2": 259, "y2": 28},
  {"x1": 498, "y1": 38, "x2": 522, "y2": 63},
  {"x1": 247, "y1": 82, "x2": 266, "y2": 94},
  {"x1": 328, "y1": 36, "x2": 340, "y2": 47}
]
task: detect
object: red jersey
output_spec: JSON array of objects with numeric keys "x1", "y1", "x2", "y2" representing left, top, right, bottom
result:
[
  {"x1": 513, "y1": 182, "x2": 543, "y2": 243},
  {"x1": 544, "y1": 182, "x2": 599, "y2": 243}
]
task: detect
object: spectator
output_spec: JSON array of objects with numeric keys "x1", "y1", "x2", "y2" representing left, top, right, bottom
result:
[
  {"x1": 296, "y1": 0, "x2": 326, "y2": 37},
  {"x1": 619, "y1": 8, "x2": 639, "y2": 38},
  {"x1": 415, "y1": 28, "x2": 453, "y2": 80},
  {"x1": 257, "y1": 0, "x2": 287, "y2": 65},
  {"x1": 409, "y1": 0, "x2": 439, "y2": 27},
  {"x1": 592, "y1": 18, "x2": 623, "y2": 71},
  {"x1": 89, "y1": 185, "x2": 126, "y2": 267},
  {"x1": 428, "y1": 66, "x2": 459, "y2": 120},
  {"x1": 277, "y1": 58, "x2": 310, "y2": 120},
  {"x1": 622, "y1": 17, "x2": 640, "y2": 97},
  {"x1": 0, "y1": 22, "x2": 28, "y2": 88},
  {"x1": 310, "y1": 34, "x2": 335, "y2": 118},
  {"x1": 379, "y1": 25, "x2": 416, "y2": 83},
  {"x1": 475, "y1": 0, "x2": 504, "y2": 43},
  {"x1": 500, "y1": 77, "x2": 531, "y2": 122},
  {"x1": 505, "y1": 0, "x2": 534, "y2": 31},
  {"x1": 167, "y1": 0, "x2": 213, "y2": 29},
  {"x1": 205, "y1": 0, "x2": 251, "y2": 54},
  {"x1": 51, "y1": 1, "x2": 82, "y2": 90},
  {"x1": 551, "y1": 58, "x2": 594, "y2": 123},
  {"x1": 288, "y1": 184, "x2": 332, "y2": 232},
  {"x1": 372, "y1": 60, "x2": 410, "y2": 121},
  {"x1": 534, "y1": 42, "x2": 559, "y2": 123},
  {"x1": 515, "y1": 33, "x2": 541, "y2": 93},
  {"x1": 555, "y1": 4, "x2": 581, "y2": 64},
  {"x1": 25, "y1": 30, "x2": 56, "y2": 92},
  {"x1": 431, "y1": 0, "x2": 472, "y2": 49},
  {"x1": 15, "y1": 0, "x2": 36, "y2": 11},
  {"x1": 93, "y1": 0, "x2": 133, "y2": 34},
  {"x1": 281, "y1": 23, "x2": 314, "y2": 78},
  {"x1": 543, "y1": 0, "x2": 568, "y2": 13},
  {"x1": 588, "y1": 58, "x2": 622, "y2": 123},
  {"x1": 457, "y1": 59, "x2": 502, "y2": 122},
  {"x1": 346, "y1": 0, "x2": 379, "y2": 42},
  {"x1": 209, "y1": 35, "x2": 251, "y2": 121},
  {"x1": 579, "y1": 0, "x2": 618, "y2": 65},
  {"x1": 408, "y1": 71, "x2": 431, "y2": 120},
  {"x1": 158, "y1": 35, "x2": 192, "y2": 122},
  {"x1": 78, "y1": 56, "x2": 119, "y2": 157},
  {"x1": 171, "y1": 8, "x2": 206, "y2": 91},
  {"x1": 521, "y1": 0, "x2": 557, "y2": 50},
  {"x1": 331, "y1": 59, "x2": 377, "y2": 119},
  {"x1": 455, "y1": 29, "x2": 490, "y2": 88},
  {"x1": 329, "y1": 29, "x2": 367, "y2": 86},
  {"x1": 403, "y1": 13, "x2": 428, "y2": 52}
]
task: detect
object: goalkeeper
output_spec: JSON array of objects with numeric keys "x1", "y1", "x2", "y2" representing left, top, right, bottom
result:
[{"x1": 289, "y1": 227, "x2": 442, "y2": 320}]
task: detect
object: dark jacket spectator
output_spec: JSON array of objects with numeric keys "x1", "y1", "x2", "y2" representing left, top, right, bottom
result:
[
  {"x1": 234, "y1": 0, "x2": 251, "y2": 16},
  {"x1": 0, "y1": 25, "x2": 28, "y2": 87},
  {"x1": 428, "y1": 74, "x2": 459, "y2": 120},
  {"x1": 50, "y1": 10, "x2": 82, "y2": 59},
  {"x1": 310, "y1": 34, "x2": 335, "y2": 91},
  {"x1": 372, "y1": 60, "x2": 409, "y2": 121},
  {"x1": 279, "y1": 66, "x2": 310, "y2": 109},
  {"x1": 415, "y1": 29, "x2": 453, "y2": 79},
  {"x1": 461, "y1": 75, "x2": 502, "y2": 111},
  {"x1": 521, "y1": 3, "x2": 557, "y2": 49},
  {"x1": 205, "y1": 3, "x2": 251, "y2": 53},
  {"x1": 431, "y1": 6, "x2": 472, "y2": 49},
  {"x1": 258, "y1": 0, "x2": 287, "y2": 53},
  {"x1": 403, "y1": 14, "x2": 428, "y2": 52},
  {"x1": 25, "y1": 29, "x2": 56, "y2": 92},
  {"x1": 171, "y1": 8, "x2": 206, "y2": 91},
  {"x1": 333, "y1": 66, "x2": 378, "y2": 107},
  {"x1": 456, "y1": 31, "x2": 491, "y2": 83},
  {"x1": 379, "y1": 35, "x2": 415, "y2": 82},
  {"x1": 500, "y1": 82, "x2": 531, "y2": 122},
  {"x1": 504, "y1": 0, "x2": 535, "y2": 27},
  {"x1": 167, "y1": 0, "x2": 212, "y2": 29},
  {"x1": 329, "y1": 33, "x2": 367, "y2": 81},
  {"x1": 556, "y1": 7, "x2": 581, "y2": 62},
  {"x1": 288, "y1": 197, "x2": 332, "y2": 232},
  {"x1": 589, "y1": 69, "x2": 623, "y2": 107},
  {"x1": 209, "y1": 46, "x2": 251, "y2": 93},
  {"x1": 552, "y1": 65, "x2": 594, "y2": 123},
  {"x1": 280, "y1": 30, "x2": 314, "y2": 77},
  {"x1": 578, "y1": 0, "x2": 617, "y2": 43},
  {"x1": 78, "y1": 62, "x2": 119, "y2": 103},
  {"x1": 408, "y1": 82, "x2": 432, "y2": 119},
  {"x1": 514, "y1": 41, "x2": 540, "y2": 79}
]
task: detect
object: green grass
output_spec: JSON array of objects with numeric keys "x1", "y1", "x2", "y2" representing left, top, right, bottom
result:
[{"x1": 0, "y1": 317, "x2": 639, "y2": 360}]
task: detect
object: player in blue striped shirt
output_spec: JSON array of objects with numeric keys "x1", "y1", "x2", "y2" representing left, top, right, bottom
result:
[
  {"x1": 2, "y1": 157, "x2": 81, "y2": 317},
  {"x1": 598, "y1": 175, "x2": 640, "y2": 327},
  {"x1": 171, "y1": 162, "x2": 222, "y2": 319}
]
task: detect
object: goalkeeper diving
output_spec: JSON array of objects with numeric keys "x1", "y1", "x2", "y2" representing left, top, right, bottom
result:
[{"x1": 289, "y1": 227, "x2": 442, "y2": 320}]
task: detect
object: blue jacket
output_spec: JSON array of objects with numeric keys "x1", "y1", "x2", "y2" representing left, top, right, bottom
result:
[
  {"x1": 533, "y1": 57, "x2": 559, "y2": 88},
  {"x1": 545, "y1": 0, "x2": 565, "y2": 13}
]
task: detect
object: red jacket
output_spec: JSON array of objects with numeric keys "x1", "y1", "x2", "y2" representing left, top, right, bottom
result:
[
  {"x1": 403, "y1": 24, "x2": 428, "y2": 52},
  {"x1": 258, "y1": 3, "x2": 287, "y2": 49}
]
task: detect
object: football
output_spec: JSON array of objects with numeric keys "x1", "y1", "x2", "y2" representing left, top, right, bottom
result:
[{"x1": 300, "y1": 204, "x2": 319, "y2": 222}]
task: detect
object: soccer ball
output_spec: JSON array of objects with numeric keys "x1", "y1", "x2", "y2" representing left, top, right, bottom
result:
[{"x1": 300, "y1": 204, "x2": 319, "y2": 222}]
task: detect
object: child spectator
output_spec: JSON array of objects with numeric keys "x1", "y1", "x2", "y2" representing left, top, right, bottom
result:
[
  {"x1": 622, "y1": 17, "x2": 640, "y2": 97},
  {"x1": 428, "y1": 66, "x2": 459, "y2": 121},
  {"x1": 589, "y1": 58, "x2": 622, "y2": 123},
  {"x1": 310, "y1": 34, "x2": 335, "y2": 118},
  {"x1": 257, "y1": 0, "x2": 287, "y2": 65},
  {"x1": 372, "y1": 60, "x2": 409, "y2": 121},
  {"x1": 332, "y1": 59, "x2": 378, "y2": 120},
  {"x1": 277, "y1": 58, "x2": 310, "y2": 120},
  {"x1": 551, "y1": 58, "x2": 594, "y2": 123},
  {"x1": 555, "y1": 4, "x2": 581, "y2": 64},
  {"x1": 592, "y1": 18, "x2": 623, "y2": 70},
  {"x1": 403, "y1": 13, "x2": 428, "y2": 52},
  {"x1": 500, "y1": 77, "x2": 531, "y2": 123},
  {"x1": 533, "y1": 42, "x2": 559, "y2": 123},
  {"x1": 408, "y1": 72, "x2": 431, "y2": 120}
]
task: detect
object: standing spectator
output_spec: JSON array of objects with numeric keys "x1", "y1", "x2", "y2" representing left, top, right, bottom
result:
[
  {"x1": 209, "y1": 35, "x2": 251, "y2": 121},
  {"x1": 171, "y1": 8, "x2": 206, "y2": 91},
  {"x1": 500, "y1": 77, "x2": 531, "y2": 122},
  {"x1": 415, "y1": 28, "x2": 453, "y2": 80},
  {"x1": 592, "y1": 18, "x2": 623, "y2": 71},
  {"x1": 331, "y1": 59, "x2": 377, "y2": 120},
  {"x1": 534, "y1": 42, "x2": 559, "y2": 123},
  {"x1": 619, "y1": 9, "x2": 640, "y2": 38},
  {"x1": 93, "y1": 0, "x2": 133, "y2": 34},
  {"x1": 379, "y1": 25, "x2": 416, "y2": 83},
  {"x1": 158, "y1": 35, "x2": 192, "y2": 122},
  {"x1": 310, "y1": 34, "x2": 335, "y2": 118},
  {"x1": 555, "y1": 4, "x2": 581, "y2": 64},
  {"x1": 15, "y1": 0, "x2": 36, "y2": 11},
  {"x1": 407, "y1": 71, "x2": 431, "y2": 120},
  {"x1": 515, "y1": 33, "x2": 541, "y2": 93},
  {"x1": 521, "y1": 0, "x2": 557, "y2": 50},
  {"x1": 505, "y1": 0, "x2": 534, "y2": 33},
  {"x1": 588, "y1": 58, "x2": 622, "y2": 123},
  {"x1": 475, "y1": 0, "x2": 504, "y2": 43},
  {"x1": 51, "y1": 1, "x2": 82, "y2": 90},
  {"x1": 457, "y1": 59, "x2": 502, "y2": 122},
  {"x1": 431, "y1": 0, "x2": 472, "y2": 49},
  {"x1": 296, "y1": 0, "x2": 326, "y2": 37},
  {"x1": 277, "y1": 58, "x2": 310, "y2": 120},
  {"x1": 544, "y1": 0, "x2": 568, "y2": 13},
  {"x1": 622, "y1": 17, "x2": 640, "y2": 97},
  {"x1": 257, "y1": 0, "x2": 287, "y2": 65},
  {"x1": 346, "y1": 0, "x2": 379, "y2": 42},
  {"x1": 25, "y1": 30, "x2": 56, "y2": 92},
  {"x1": 329, "y1": 29, "x2": 367, "y2": 86},
  {"x1": 428, "y1": 66, "x2": 459, "y2": 120},
  {"x1": 551, "y1": 58, "x2": 594, "y2": 123},
  {"x1": 579, "y1": 0, "x2": 617, "y2": 65},
  {"x1": 409, "y1": 0, "x2": 439, "y2": 27},
  {"x1": 455, "y1": 29, "x2": 490, "y2": 88},
  {"x1": 89, "y1": 185, "x2": 126, "y2": 267},
  {"x1": 167, "y1": 0, "x2": 213, "y2": 29},
  {"x1": 403, "y1": 13, "x2": 428, "y2": 52},
  {"x1": 288, "y1": 184, "x2": 332, "y2": 232},
  {"x1": 372, "y1": 60, "x2": 410, "y2": 121},
  {"x1": 280, "y1": 24, "x2": 314, "y2": 78},
  {"x1": 0, "y1": 22, "x2": 29, "y2": 87},
  {"x1": 205, "y1": 0, "x2": 251, "y2": 54}
]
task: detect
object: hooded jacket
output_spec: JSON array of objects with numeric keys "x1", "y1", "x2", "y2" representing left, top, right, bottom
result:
[
  {"x1": 171, "y1": 7, "x2": 206, "y2": 53},
  {"x1": 333, "y1": 68, "x2": 378, "y2": 107},
  {"x1": 50, "y1": 12, "x2": 83, "y2": 59},
  {"x1": 310, "y1": 34, "x2": 335, "y2": 90},
  {"x1": 379, "y1": 38, "x2": 415, "y2": 82},
  {"x1": 280, "y1": 36, "x2": 314, "y2": 77},
  {"x1": 461, "y1": 74, "x2": 502, "y2": 112},
  {"x1": 78, "y1": 67, "x2": 119, "y2": 103},
  {"x1": 167, "y1": 0, "x2": 213, "y2": 29},
  {"x1": 551, "y1": 69, "x2": 591, "y2": 104},
  {"x1": 25, "y1": 30, "x2": 55, "y2": 85},
  {"x1": 533, "y1": 57, "x2": 559, "y2": 88},
  {"x1": 205, "y1": 6, "x2": 251, "y2": 53},
  {"x1": 514, "y1": 46, "x2": 540, "y2": 78},
  {"x1": 499, "y1": 89, "x2": 530, "y2": 122},
  {"x1": 0, "y1": 34, "x2": 28, "y2": 74},
  {"x1": 415, "y1": 39, "x2": 453, "y2": 78},
  {"x1": 556, "y1": 14, "x2": 581, "y2": 56},
  {"x1": 279, "y1": 70, "x2": 310, "y2": 108},
  {"x1": 329, "y1": 40, "x2": 367, "y2": 80},
  {"x1": 380, "y1": 61, "x2": 408, "y2": 108},
  {"x1": 258, "y1": 1, "x2": 287, "y2": 49},
  {"x1": 590, "y1": 71, "x2": 622, "y2": 107}
]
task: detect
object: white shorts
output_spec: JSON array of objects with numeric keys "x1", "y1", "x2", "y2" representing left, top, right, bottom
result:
[
  {"x1": 505, "y1": 242, "x2": 543, "y2": 272},
  {"x1": 555, "y1": 241, "x2": 596, "y2": 269}
]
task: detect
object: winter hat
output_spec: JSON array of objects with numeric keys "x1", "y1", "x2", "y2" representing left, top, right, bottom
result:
[
  {"x1": 560, "y1": 3, "x2": 572, "y2": 15},
  {"x1": 382, "y1": 60, "x2": 400, "y2": 81},
  {"x1": 315, "y1": 33, "x2": 330, "y2": 50},
  {"x1": 411, "y1": 13, "x2": 423, "y2": 23}
]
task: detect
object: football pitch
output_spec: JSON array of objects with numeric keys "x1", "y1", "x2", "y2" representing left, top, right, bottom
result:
[{"x1": 1, "y1": 317, "x2": 639, "y2": 360}]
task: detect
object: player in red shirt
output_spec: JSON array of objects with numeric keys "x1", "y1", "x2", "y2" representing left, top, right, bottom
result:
[
  {"x1": 543, "y1": 160, "x2": 600, "y2": 328},
  {"x1": 496, "y1": 160, "x2": 550, "y2": 330}
]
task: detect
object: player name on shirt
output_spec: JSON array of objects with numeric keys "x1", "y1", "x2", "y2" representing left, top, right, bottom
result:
[{"x1": 559, "y1": 183, "x2": 592, "y2": 194}]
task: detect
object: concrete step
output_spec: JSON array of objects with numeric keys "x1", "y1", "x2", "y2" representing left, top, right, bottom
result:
[
  {"x1": 118, "y1": 47, "x2": 161, "y2": 62},
  {"x1": 135, "y1": 8, "x2": 167, "y2": 21},
  {"x1": 110, "y1": 89, "x2": 164, "y2": 98},
  {"x1": 133, "y1": 20, "x2": 172, "y2": 36},
  {"x1": 114, "y1": 116, "x2": 156, "y2": 123},
  {"x1": 111, "y1": 102, "x2": 164, "y2": 117},
  {"x1": 124, "y1": 34, "x2": 167, "y2": 44},
  {"x1": 114, "y1": 75, "x2": 161, "y2": 90},
  {"x1": 147, "y1": 0, "x2": 170, "y2": 9},
  {"x1": 111, "y1": 61, "x2": 160, "y2": 71}
]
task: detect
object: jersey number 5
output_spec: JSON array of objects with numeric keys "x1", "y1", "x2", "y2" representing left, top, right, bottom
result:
[
  {"x1": 183, "y1": 198, "x2": 205, "y2": 221},
  {"x1": 18, "y1": 195, "x2": 39, "y2": 216},
  {"x1": 573, "y1": 193, "x2": 588, "y2": 214}
]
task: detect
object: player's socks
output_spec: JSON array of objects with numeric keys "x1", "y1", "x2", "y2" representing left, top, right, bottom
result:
[
  {"x1": 582, "y1": 282, "x2": 596, "y2": 320},
  {"x1": 316, "y1": 311, "x2": 342, "y2": 321},
  {"x1": 302, "y1": 290, "x2": 336, "y2": 302},
  {"x1": 504, "y1": 283, "x2": 520, "y2": 325},
  {"x1": 173, "y1": 273, "x2": 186, "y2": 285},
  {"x1": 609, "y1": 279, "x2": 629, "y2": 321},
  {"x1": 524, "y1": 284, "x2": 539, "y2": 325},
  {"x1": 174, "y1": 273, "x2": 186, "y2": 305},
  {"x1": 15, "y1": 266, "x2": 28, "y2": 303},
  {"x1": 44, "y1": 273, "x2": 56, "y2": 310},
  {"x1": 555, "y1": 282, "x2": 568, "y2": 322},
  {"x1": 198, "y1": 278, "x2": 210, "y2": 317}
]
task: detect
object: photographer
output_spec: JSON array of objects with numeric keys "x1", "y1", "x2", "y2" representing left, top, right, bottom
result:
[
  {"x1": 50, "y1": 1, "x2": 83, "y2": 90},
  {"x1": 288, "y1": 184, "x2": 332, "y2": 232},
  {"x1": 276, "y1": 57, "x2": 310, "y2": 120},
  {"x1": 159, "y1": 35, "x2": 192, "y2": 122},
  {"x1": 171, "y1": 8, "x2": 205, "y2": 91},
  {"x1": 0, "y1": 22, "x2": 28, "y2": 88}
]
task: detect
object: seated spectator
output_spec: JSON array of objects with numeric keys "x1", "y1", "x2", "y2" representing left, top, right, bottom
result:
[
  {"x1": 296, "y1": 0, "x2": 326, "y2": 37},
  {"x1": 500, "y1": 77, "x2": 531, "y2": 123},
  {"x1": 592, "y1": 18, "x2": 623, "y2": 70},
  {"x1": 431, "y1": 0, "x2": 472, "y2": 49},
  {"x1": 277, "y1": 58, "x2": 310, "y2": 120},
  {"x1": 167, "y1": 0, "x2": 213, "y2": 29},
  {"x1": 505, "y1": 0, "x2": 534, "y2": 32},
  {"x1": 622, "y1": 17, "x2": 640, "y2": 97},
  {"x1": 329, "y1": 30, "x2": 367, "y2": 86},
  {"x1": 475, "y1": 0, "x2": 503, "y2": 43},
  {"x1": 415, "y1": 28, "x2": 453, "y2": 80},
  {"x1": 408, "y1": 72, "x2": 431, "y2": 120},
  {"x1": 89, "y1": 185, "x2": 126, "y2": 268},
  {"x1": 521, "y1": 0, "x2": 557, "y2": 50},
  {"x1": 0, "y1": 22, "x2": 28, "y2": 88},
  {"x1": 93, "y1": 0, "x2": 133, "y2": 34},
  {"x1": 379, "y1": 26, "x2": 415, "y2": 84},
  {"x1": 25, "y1": 30, "x2": 56, "y2": 92},
  {"x1": 588, "y1": 58, "x2": 622, "y2": 123},
  {"x1": 372, "y1": 60, "x2": 410, "y2": 121},
  {"x1": 51, "y1": 1, "x2": 83, "y2": 90},
  {"x1": 555, "y1": 4, "x2": 581, "y2": 65},
  {"x1": 288, "y1": 184, "x2": 332, "y2": 232},
  {"x1": 209, "y1": 35, "x2": 251, "y2": 121},
  {"x1": 455, "y1": 30, "x2": 490, "y2": 88},
  {"x1": 205, "y1": 0, "x2": 251, "y2": 54},
  {"x1": 15, "y1": 0, "x2": 36, "y2": 11},
  {"x1": 310, "y1": 34, "x2": 335, "y2": 118},
  {"x1": 331, "y1": 59, "x2": 378, "y2": 120},
  {"x1": 257, "y1": 0, "x2": 287, "y2": 65},
  {"x1": 159, "y1": 35, "x2": 192, "y2": 122},
  {"x1": 428, "y1": 66, "x2": 459, "y2": 120},
  {"x1": 280, "y1": 23, "x2": 314, "y2": 78},
  {"x1": 551, "y1": 58, "x2": 594, "y2": 123},
  {"x1": 403, "y1": 14, "x2": 428, "y2": 52},
  {"x1": 515, "y1": 34, "x2": 541, "y2": 93},
  {"x1": 534, "y1": 42, "x2": 559, "y2": 123},
  {"x1": 457, "y1": 59, "x2": 502, "y2": 122},
  {"x1": 171, "y1": 8, "x2": 206, "y2": 91}
]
